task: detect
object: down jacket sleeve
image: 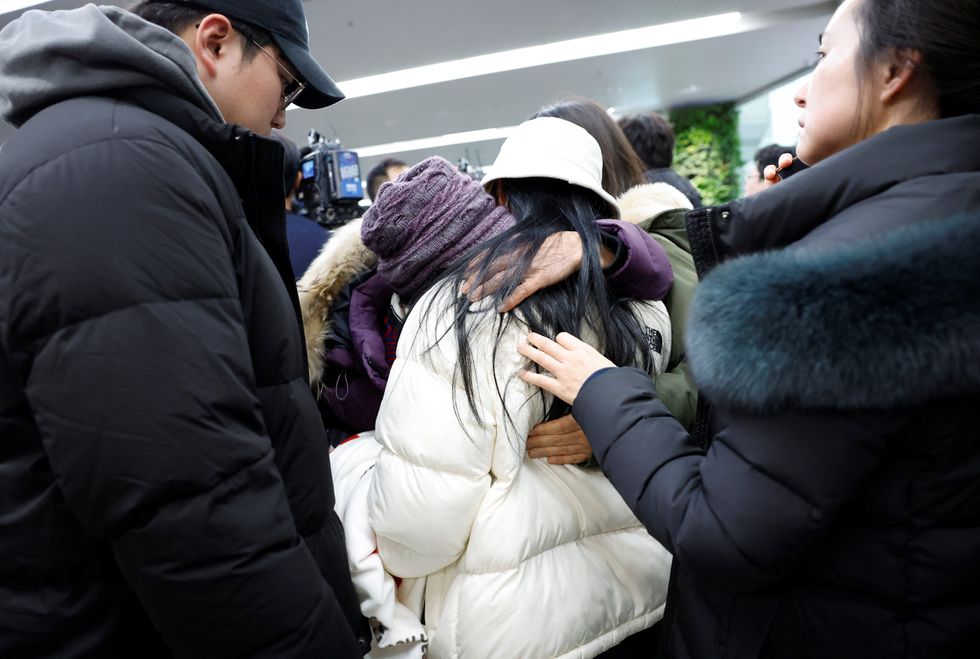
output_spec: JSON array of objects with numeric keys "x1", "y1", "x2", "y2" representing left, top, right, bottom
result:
[
  {"x1": 573, "y1": 368, "x2": 901, "y2": 592},
  {"x1": 597, "y1": 219, "x2": 674, "y2": 301},
  {"x1": 368, "y1": 288, "x2": 545, "y2": 578},
  {"x1": 0, "y1": 137, "x2": 358, "y2": 657}
]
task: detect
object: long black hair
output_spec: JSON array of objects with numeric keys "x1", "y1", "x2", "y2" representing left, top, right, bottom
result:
[{"x1": 422, "y1": 177, "x2": 655, "y2": 434}]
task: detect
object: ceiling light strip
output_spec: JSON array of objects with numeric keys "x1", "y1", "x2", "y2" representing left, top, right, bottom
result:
[
  {"x1": 335, "y1": 12, "x2": 742, "y2": 100},
  {"x1": 352, "y1": 126, "x2": 517, "y2": 158}
]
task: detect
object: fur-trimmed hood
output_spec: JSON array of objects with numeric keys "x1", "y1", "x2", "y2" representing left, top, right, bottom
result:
[
  {"x1": 687, "y1": 212, "x2": 980, "y2": 413},
  {"x1": 617, "y1": 182, "x2": 694, "y2": 226},
  {"x1": 297, "y1": 219, "x2": 376, "y2": 382}
]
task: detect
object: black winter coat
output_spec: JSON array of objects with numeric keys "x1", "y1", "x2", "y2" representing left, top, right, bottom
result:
[
  {"x1": 575, "y1": 115, "x2": 980, "y2": 658},
  {"x1": 0, "y1": 87, "x2": 370, "y2": 656}
]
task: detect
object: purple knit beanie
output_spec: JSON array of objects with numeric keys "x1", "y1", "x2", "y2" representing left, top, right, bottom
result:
[{"x1": 361, "y1": 156, "x2": 516, "y2": 300}]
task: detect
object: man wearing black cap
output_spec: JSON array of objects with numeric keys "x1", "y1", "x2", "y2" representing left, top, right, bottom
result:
[{"x1": 0, "y1": 2, "x2": 369, "y2": 657}]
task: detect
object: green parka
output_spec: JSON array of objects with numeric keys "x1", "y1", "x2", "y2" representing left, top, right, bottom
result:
[{"x1": 617, "y1": 182, "x2": 699, "y2": 429}]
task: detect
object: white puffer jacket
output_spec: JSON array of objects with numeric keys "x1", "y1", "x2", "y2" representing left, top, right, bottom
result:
[{"x1": 368, "y1": 284, "x2": 673, "y2": 659}]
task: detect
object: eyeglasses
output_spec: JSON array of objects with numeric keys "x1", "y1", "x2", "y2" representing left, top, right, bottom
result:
[{"x1": 250, "y1": 39, "x2": 306, "y2": 110}]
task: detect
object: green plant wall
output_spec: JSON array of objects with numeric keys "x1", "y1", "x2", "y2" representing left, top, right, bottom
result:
[{"x1": 670, "y1": 102, "x2": 742, "y2": 206}]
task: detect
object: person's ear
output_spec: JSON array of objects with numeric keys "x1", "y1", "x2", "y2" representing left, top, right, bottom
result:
[
  {"x1": 189, "y1": 14, "x2": 235, "y2": 79},
  {"x1": 880, "y1": 48, "x2": 924, "y2": 105}
]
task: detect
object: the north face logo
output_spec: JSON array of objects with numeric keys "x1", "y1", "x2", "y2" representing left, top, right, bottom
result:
[{"x1": 644, "y1": 327, "x2": 663, "y2": 355}]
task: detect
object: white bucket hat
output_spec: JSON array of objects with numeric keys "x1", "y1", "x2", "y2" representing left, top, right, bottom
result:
[{"x1": 481, "y1": 117, "x2": 621, "y2": 218}]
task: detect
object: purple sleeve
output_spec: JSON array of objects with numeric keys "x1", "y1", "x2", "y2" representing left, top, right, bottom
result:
[{"x1": 597, "y1": 219, "x2": 673, "y2": 301}]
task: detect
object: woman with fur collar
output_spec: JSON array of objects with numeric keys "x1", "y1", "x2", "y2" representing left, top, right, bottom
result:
[
  {"x1": 519, "y1": 0, "x2": 980, "y2": 657},
  {"x1": 367, "y1": 118, "x2": 674, "y2": 658}
]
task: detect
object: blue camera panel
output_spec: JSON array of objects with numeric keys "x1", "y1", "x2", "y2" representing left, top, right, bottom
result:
[{"x1": 336, "y1": 151, "x2": 363, "y2": 199}]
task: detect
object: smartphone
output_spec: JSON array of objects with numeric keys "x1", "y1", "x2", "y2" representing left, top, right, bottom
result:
[{"x1": 775, "y1": 155, "x2": 801, "y2": 181}]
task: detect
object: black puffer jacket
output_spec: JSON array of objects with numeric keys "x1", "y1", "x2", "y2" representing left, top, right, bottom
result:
[
  {"x1": 0, "y1": 6, "x2": 369, "y2": 658},
  {"x1": 574, "y1": 115, "x2": 980, "y2": 658}
]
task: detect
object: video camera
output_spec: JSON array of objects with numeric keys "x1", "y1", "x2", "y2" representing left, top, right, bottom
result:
[{"x1": 297, "y1": 130, "x2": 363, "y2": 228}]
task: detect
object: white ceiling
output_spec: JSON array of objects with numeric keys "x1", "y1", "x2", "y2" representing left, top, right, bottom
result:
[{"x1": 0, "y1": 0, "x2": 838, "y2": 174}]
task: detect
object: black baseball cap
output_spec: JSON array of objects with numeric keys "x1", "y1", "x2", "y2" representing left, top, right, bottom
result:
[{"x1": 180, "y1": 0, "x2": 344, "y2": 109}]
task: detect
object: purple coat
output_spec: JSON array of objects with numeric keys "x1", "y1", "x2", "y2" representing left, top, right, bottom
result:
[
  {"x1": 319, "y1": 271, "x2": 395, "y2": 437},
  {"x1": 596, "y1": 219, "x2": 673, "y2": 301},
  {"x1": 318, "y1": 222, "x2": 672, "y2": 440}
]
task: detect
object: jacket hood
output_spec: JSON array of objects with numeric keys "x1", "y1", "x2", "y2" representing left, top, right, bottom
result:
[
  {"x1": 617, "y1": 182, "x2": 693, "y2": 225},
  {"x1": 688, "y1": 211, "x2": 980, "y2": 413},
  {"x1": 0, "y1": 4, "x2": 222, "y2": 127},
  {"x1": 297, "y1": 219, "x2": 377, "y2": 382}
]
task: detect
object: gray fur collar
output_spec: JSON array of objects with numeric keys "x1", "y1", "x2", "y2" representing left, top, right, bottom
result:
[
  {"x1": 296, "y1": 219, "x2": 376, "y2": 382},
  {"x1": 687, "y1": 213, "x2": 980, "y2": 413}
]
